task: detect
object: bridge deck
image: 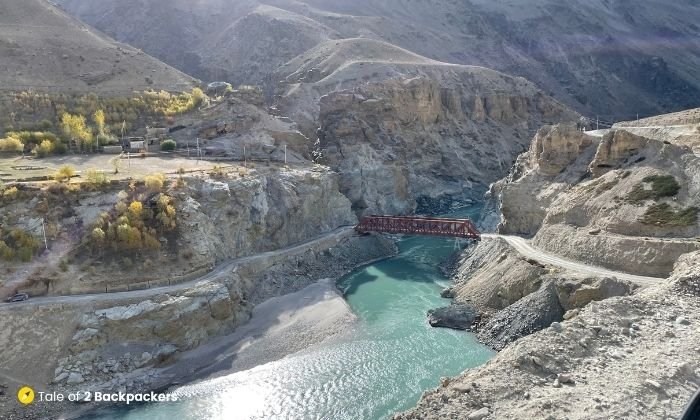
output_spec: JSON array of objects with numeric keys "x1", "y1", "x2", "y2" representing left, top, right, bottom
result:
[{"x1": 355, "y1": 215, "x2": 480, "y2": 239}]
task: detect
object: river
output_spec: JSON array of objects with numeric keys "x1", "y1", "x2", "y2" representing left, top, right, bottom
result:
[{"x1": 92, "y1": 207, "x2": 494, "y2": 420}]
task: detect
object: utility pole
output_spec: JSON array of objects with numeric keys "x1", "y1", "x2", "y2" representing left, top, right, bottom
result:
[
  {"x1": 41, "y1": 218, "x2": 48, "y2": 250},
  {"x1": 596, "y1": 116, "x2": 599, "y2": 130},
  {"x1": 196, "y1": 137, "x2": 201, "y2": 164}
]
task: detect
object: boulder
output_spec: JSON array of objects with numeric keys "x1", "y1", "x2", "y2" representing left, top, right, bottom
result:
[
  {"x1": 468, "y1": 407, "x2": 490, "y2": 419},
  {"x1": 440, "y1": 287, "x2": 455, "y2": 299},
  {"x1": 555, "y1": 277, "x2": 635, "y2": 311},
  {"x1": 66, "y1": 372, "x2": 84, "y2": 385},
  {"x1": 427, "y1": 304, "x2": 479, "y2": 330}
]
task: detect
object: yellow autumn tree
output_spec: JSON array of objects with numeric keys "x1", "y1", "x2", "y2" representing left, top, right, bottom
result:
[{"x1": 61, "y1": 113, "x2": 93, "y2": 152}]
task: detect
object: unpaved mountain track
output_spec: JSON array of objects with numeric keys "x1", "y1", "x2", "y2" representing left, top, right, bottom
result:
[
  {"x1": 483, "y1": 234, "x2": 664, "y2": 286},
  {"x1": 2, "y1": 229, "x2": 663, "y2": 309},
  {"x1": 0, "y1": 227, "x2": 356, "y2": 309}
]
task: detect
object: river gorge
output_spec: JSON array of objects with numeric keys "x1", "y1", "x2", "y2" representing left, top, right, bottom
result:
[{"x1": 87, "y1": 207, "x2": 494, "y2": 420}]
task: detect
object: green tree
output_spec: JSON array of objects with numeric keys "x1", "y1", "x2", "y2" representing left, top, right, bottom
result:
[{"x1": 160, "y1": 139, "x2": 177, "y2": 151}]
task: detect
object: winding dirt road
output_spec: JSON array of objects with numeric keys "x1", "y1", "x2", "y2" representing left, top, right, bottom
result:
[
  {"x1": 1, "y1": 229, "x2": 665, "y2": 310},
  {"x1": 483, "y1": 234, "x2": 664, "y2": 286},
  {"x1": 0, "y1": 227, "x2": 356, "y2": 309}
]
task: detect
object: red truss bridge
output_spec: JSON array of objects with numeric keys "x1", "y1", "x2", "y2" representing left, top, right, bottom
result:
[{"x1": 355, "y1": 215, "x2": 481, "y2": 239}]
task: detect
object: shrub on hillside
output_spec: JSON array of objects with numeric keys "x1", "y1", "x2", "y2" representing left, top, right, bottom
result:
[
  {"x1": 87, "y1": 190, "x2": 177, "y2": 253},
  {"x1": 54, "y1": 165, "x2": 76, "y2": 182},
  {"x1": 83, "y1": 169, "x2": 109, "y2": 190},
  {"x1": 192, "y1": 87, "x2": 206, "y2": 105},
  {"x1": 627, "y1": 175, "x2": 681, "y2": 203},
  {"x1": 3, "y1": 186, "x2": 19, "y2": 199},
  {"x1": 32, "y1": 140, "x2": 54, "y2": 157},
  {"x1": 144, "y1": 173, "x2": 166, "y2": 192},
  {"x1": 160, "y1": 139, "x2": 177, "y2": 151},
  {"x1": 640, "y1": 203, "x2": 699, "y2": 227},
  {"x1": 0, "y1": 228, "x2": 41, "y2": 262},
  {"x1": 209, "y1": 165, "x2": 226, "y2": 178},
  {"x1": 0, "y1": 136, "x2": 23, "y2": 152}
]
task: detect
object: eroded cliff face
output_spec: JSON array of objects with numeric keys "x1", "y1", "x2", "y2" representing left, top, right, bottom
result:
[
  {"x1": 443, "y1": 237, "x2": 636, "y2": 350},
  {"x1": 318, "y1": 77, "x2": 577, "y2": 216},
  {"x1": 33, "y1": 167, "x2": 357, "y2": 295},
  {"x1": 399, "y1": 250, "x2": 700, "y2": 420},
  {"x1": 0, "y1": 165, "x2": 397, "y2": 397},
  {"x1": 494, "y1": 125, "x2": 700, "y2": 276},
  {"x1": 0, "y1": 231, "x2": 395, "y2": 397}
]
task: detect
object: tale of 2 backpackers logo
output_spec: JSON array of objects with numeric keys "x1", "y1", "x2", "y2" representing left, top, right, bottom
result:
[{"x1": 17, "y1": 386, "x2": 35, "y2": 405}]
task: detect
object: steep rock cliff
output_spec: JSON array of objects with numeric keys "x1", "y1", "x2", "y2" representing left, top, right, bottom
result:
[
  {"x1": 494, "y1": 125, "x2": 700, "y2": 276},
  {"x1": 318, "y1": 76, "x2": 576, "y2": 216}
]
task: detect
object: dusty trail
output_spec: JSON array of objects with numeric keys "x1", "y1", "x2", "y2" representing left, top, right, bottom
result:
[
  {"x1": 483, "y1": 234, "x2": 664, "y2": 286},
  {"x1": 0, "y1": 227, "x2": 356, "y2": 309}
]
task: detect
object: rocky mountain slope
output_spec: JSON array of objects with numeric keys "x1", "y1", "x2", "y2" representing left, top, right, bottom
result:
[
  {"x1": 415, "y1": 109, "x2": 700, "y2": 417},
  {"x1": 0, "y1": 167, "x2": 396, "y2": 418},
  {"x1": 492, "y1": 124, "x2": 700, "y2": 277},
  {"x1": 1, "y1": 166, "x2": 357, "y2": 296},
  {"x1": 0, "y1": 0, "x2": 197, "y2": 94},
  {"x1": 398, "y1": 250, "x2": 700, "y2": 420},
  {"x1": 315, "y1": 67, "x2": 577, "y2": 215},
  {"x1": 55, "y1": 0, "x2": 700, "y2": 119}
]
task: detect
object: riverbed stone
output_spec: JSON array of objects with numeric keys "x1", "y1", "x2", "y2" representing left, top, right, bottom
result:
[{"x1": 468, "y1": 407, "x2": 490, "y2": 419}]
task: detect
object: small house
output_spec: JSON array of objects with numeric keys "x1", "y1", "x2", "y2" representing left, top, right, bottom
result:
[{"x1": 123, "y1": 137, "x2": 146, "y2": 152}]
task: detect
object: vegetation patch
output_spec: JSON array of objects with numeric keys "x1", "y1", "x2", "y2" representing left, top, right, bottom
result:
[
  {"x1": 54, "y1": 165, "x2": 76, "y2": 182},
  {"x1": 2, "y1": 186, "x2": 20, "y2": 201},
  {"x1": 0, "y1": 228, "x2": 41, "y2": 262},
  {"x1": 627, "y1": 175, "x2": 681, "y2": 203},
  {"x1": 160, "y1": 139, "x2": 177, "y2": 151},
  {"x1": 1, "y1": 88, "x2": 207, "y2": 158},
  {"x1": 2, "y1": 89, "x2": 206, "y2": 136},
  {"x1": 0, "y1": 136, "x2": 24, "y2": 153},
  {"x1": 209, "y1": 165, "x2": 226, "y2": 179},
  {"x1": 83, "y1": 169, "x2": 110, "y2": 190},
  {"x1": 640, "y1": 203, "x2": 699, "y2": 227},
  {"x1": 87, "y1": 178, "x2": 177, "y2": 255}
]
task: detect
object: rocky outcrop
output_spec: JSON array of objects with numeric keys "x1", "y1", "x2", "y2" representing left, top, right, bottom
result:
[
  {"x1": 398, "y1": 251, "x2": 700, "y2": 420},
  {"x1": 449, "y1": 237, "x2": 549, "y2": 311},
  {"x1": 497, "y1": 125, "x2": 599, "y2": 236},
  {"x1": 529, "y1": 125, "x2": 594, "y2": 176},
  {"x1": 427, "y1": 305, "x2": 479, "y2": 330},
  {"x1": 0, "y1": 230, "x2": 396, "y2": 399},
  {"x1": 318, "y1": 76, "x2": 576, "y2": 216},
  {"x1": 438, "y1": 237, "x2": 635, "y2": 350},
  {"x1": 42, "y1": 167, "x2": 357, "y2": 295},
  {"x1": 477, "y1": 282, "x2": 564, "y2": 351},
  {"x1": 589, "y1": 130, "x2": 652, "y2": 177},
  {"x1": 494, "y1": 124, "x2": 700, "y2": 276}
]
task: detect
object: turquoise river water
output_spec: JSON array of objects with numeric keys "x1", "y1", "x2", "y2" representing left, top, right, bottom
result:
[{"x1": 93, "y1": 207, "x2": 494, "y2": 420}]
